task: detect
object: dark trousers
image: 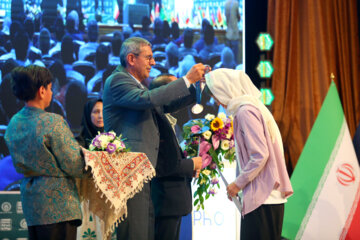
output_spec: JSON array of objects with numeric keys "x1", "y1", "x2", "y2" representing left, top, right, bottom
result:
[
  {"x1": 241, "y1": 204, "x2": 284, "y2": 240},
  {"x1": 28, "y1": 220, "x2": 78, "y2": 240},
  {"x1": 116, "y1": 182, "x2": 154, "y2": 240},
  {"x1": 155, "y1": 216, "x2": 182, "y2": 240}
]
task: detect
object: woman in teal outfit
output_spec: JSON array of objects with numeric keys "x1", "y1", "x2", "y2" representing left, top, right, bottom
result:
[{"x1": 5, "y1": 65, "x2": 86, "y2": 240}]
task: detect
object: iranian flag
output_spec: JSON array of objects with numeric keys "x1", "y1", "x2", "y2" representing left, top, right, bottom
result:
[{"x1": 282, "y1": 82, "x2": 360, "y2": 240}]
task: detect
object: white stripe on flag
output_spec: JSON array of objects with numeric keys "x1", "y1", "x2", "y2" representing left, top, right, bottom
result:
[{"x1": 297, "y1": 120, "x2": 360, "y2": 239}]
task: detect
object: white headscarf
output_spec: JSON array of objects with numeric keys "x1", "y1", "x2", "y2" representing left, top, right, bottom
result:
[{"x1": 205, "y1": 68, "x2": 283, "y2": 152}]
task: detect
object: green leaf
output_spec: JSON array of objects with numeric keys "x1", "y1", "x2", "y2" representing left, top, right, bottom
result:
[{"x1": 208, "y1": 147, "x2": 220, "y2": 165}]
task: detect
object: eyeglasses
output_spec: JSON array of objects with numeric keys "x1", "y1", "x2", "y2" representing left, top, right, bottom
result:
[{"x1": 132, "y1": 53, "x2": 154, "y2": 62}]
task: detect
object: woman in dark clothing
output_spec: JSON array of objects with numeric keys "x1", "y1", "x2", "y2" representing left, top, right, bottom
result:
[
  {"x1": 77, "y1": 98, "x2": 104, "y2": 148},
  {"x1": 76, "y1": 98, "x2": 104, "y2": 238}
]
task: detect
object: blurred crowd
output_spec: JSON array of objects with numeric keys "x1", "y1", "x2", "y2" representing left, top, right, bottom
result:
[{"x1": 0, "y1": 0, "x2": 242, "y2": 159}]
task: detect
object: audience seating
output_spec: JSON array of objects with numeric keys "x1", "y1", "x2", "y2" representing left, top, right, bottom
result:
[
  {"x1": 41, "y1": 56, "x2": 54, "y2": 67},
  {"x1": 28, "y1": 47, "x2": 42, "y2": 62},
  {"x1": 152, "y1": 43, "x2": 167, "y2": 52},
  {"x1": 206, "y1": 53, "x2": 221, "y2": 68},
  {"x1": 153, "y1": 51, "x2": 166, "y2": 62},
  {"x1": 51, "y1": 50, "x2": 61, "y2": 60},
  {"x1": 0, "y1": 47, "x2": 6, "y2": 57},
  {"x1": 153, "y1": 63, "x2": 169, "y2": 74},
  {"x1": 66, "y1": 70, "x2": 85, "y2": 85},
  {"x1": 45, "y1": 98, "x2": 66, "y2": 119},
  {"x1": 193, "y1": 55, "x2": 202, "y2": 63},
  {"x1": 72, "y1": 60, "x2": 96, "y2": 85},
  {"x1": 84, "y1": 52, "x2": 96, "y2": 63}
]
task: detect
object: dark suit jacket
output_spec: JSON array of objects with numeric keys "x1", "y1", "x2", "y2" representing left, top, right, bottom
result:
[
  {"x1": 103, "y1": 65, "x2": 195, "y2": 174},
  {"x1": 151, "y1": 113, "x2": 194, "y2": 217}
]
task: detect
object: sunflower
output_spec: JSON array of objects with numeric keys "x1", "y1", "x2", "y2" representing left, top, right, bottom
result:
[{"x1": 210, "y1": 117, "x2": 224, "y2": 131}]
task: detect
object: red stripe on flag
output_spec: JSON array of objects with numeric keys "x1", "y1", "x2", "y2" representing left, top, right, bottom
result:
[{"x1": 340, "y1": 182, "x2": 360, "y2": 240}]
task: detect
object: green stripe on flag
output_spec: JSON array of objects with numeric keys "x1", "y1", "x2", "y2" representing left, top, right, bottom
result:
[{"x1": 282, "y1": 82, "x2": 345, "y2": 239}]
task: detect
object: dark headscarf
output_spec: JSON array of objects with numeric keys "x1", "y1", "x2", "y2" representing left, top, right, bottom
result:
[{"x1": 78, "y1": 98, "x2": 104, "y2": 148}]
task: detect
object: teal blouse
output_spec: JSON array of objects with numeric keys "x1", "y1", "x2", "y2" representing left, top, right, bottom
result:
[{"x1": 5, "y1": 106, "x2": 85, "y2": 226}]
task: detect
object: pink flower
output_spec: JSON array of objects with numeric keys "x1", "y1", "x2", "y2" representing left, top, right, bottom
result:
[
  {"x1": 191, "y1": 140, "x2": 199, "y2": 145},
  {"x1": 212, "y1": 135, "x2": 220, "y2": 150},
  {"x1": 209, "y1": 162, "x2": 217, "y2": 169},
  {"x1": 229, "y1": 140, "x2": 235, "y2": 148},
  {"x1": 191, "y1": 125, "x2": 201, "y2": 134},
  {"x1": 201, "y1": 153, "x2": 212, "y2": 168},
  {"x1": 199, "y1": 141, "x2": 211, "y2": 156}
]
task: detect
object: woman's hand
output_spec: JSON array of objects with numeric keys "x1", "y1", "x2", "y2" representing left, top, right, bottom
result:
[{"x1": 226, "y1": 182, "x2": 241, "y2": 201}]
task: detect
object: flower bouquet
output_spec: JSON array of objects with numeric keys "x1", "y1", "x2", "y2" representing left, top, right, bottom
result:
[
  {"x1": 182, "y1": 113, "x2": 236, "y2": 210},
  {"x1": 79, "y1": 131, "x2": 155, "y2": 239},
  {"x1": 88, "y1": 131, "x2": 129, "y2": 153}
]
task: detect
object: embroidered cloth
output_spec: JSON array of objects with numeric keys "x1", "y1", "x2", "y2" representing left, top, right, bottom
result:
[{"x1": 78, "y1": 149, "x2": 156, "y2": 239}]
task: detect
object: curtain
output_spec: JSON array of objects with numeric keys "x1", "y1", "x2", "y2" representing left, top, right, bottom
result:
[{"x1": 267, "y1": 0, "x2": 360, "y2": 174}]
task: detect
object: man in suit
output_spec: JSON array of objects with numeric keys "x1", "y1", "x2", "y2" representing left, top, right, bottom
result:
[
  {"x1": 102, "y1": 37, "x2": 206, "y2": 240},
  {"x1": 149, "y1": 74, "x2": 202, "y2": 240}
]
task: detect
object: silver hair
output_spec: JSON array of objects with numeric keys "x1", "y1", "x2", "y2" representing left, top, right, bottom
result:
[{"x1": 120, "y1": 37, "x2": 152, "y2": 67}]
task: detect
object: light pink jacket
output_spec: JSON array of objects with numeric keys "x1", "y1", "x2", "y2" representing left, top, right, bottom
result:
[{"x1": 234, "y1": 104, "x2": 293, "y2": 215}]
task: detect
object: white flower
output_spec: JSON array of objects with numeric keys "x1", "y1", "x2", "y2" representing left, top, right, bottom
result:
[
  {"x1": 98, "y1": 135, "x2": 110, "y2": 149},
  {"x1": 221, "y1": 140, "x2": 230, "y2": 151},
  {"x1": 107, "y1": 131, "x2": 116, "y2": 140},
  {"x1": 205, "y1": 114, "x2": 215, "y2": 121},
  {"x1": 113, "y1": 139, "x2": 124, "y2": 151},
  {"x1": 217, "y1": 112, "x2": 227, "y2": 120},
  {"x1": 202, "y1": 130, "x2": 212, "y2": 140}
]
